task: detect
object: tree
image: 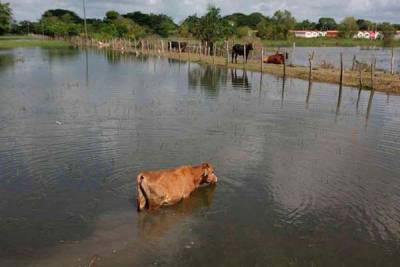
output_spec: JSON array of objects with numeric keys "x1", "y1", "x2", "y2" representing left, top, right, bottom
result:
[
  {"x1": 271, "y1": 10, "x2": 296, "y2": 39},
  {"x1": 42, "y1": 9, "x2": 81, "y2": 23},
  {"x1": 0, "y1": 1, "x2": 12, "y2": 35},
  {"x1": 316, "y1": 17, "x2": 337, "y2": 30},
  {"x1": 179, "y1": 15, "x2": 201, "y2": 37},
  {"x1": 379, "y1": 22, "x2": 395, "y2": 47},
  {"x1": 338, "y1": 17, "x2": 359, "y2": 38},
  {"x1": 123, "y1": 11, "x2": 176, "y2": 37},
  {"x1": 256, "y1": 19, "x2": 274, "y2": 39},
  {"x1": 356, "y1": 19, "x2": 373, "y2": 31},
  {"x1": 194, "y1": 6, "x2": 234, "y2": 43},
  {"x1": 295, "y1": 19, "x2": 316, "y2": 30},
  {"x1": 105, "y1": 10, "x2": 120, "y2": 21}
]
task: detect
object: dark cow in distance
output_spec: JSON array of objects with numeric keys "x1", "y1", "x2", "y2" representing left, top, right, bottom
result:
[
  {"x1": 231, "y1": 43, "x2": 253, "y2": 63},
  {"x1": 264, "y1": 53, "x2": 286, "y2": 64},
  {"x1": 168, "y1": 41, "x2": 187, "y2": 52}
]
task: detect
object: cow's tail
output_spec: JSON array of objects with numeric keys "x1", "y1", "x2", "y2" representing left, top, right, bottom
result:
[{"x1": 136, "y1": 174, "x2": 148, "y2": 212}]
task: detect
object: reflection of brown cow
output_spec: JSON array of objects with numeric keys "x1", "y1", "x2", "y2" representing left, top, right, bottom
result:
[
  {"x1": 263, "y1": 53, "x2": 285, "y2": 64},
  {"x1": 136, "y1": 163, "x2": 218, "y2": 211}
]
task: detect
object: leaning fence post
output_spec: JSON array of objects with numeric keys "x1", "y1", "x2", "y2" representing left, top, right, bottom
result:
[
  {"x1": 371, "y1": 58, "x2": 376, "y2": 91},
  {"x1": 261, "y1": 47, "x2": 264, "y2": 72}
]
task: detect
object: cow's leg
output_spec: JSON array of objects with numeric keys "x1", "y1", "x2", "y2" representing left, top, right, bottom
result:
[
  {"x1": 231, "y1": 52, "x2": 235, "y2": 64},
  {"x1": 137, "y1": 174, "x2": 148, "y2": 211}
]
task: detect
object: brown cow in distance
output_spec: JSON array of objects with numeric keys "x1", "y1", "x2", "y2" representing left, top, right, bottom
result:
[
  {"x1": 264, "y1": 53, "x2": 285, "y2": 64},
  {"x1": 136, "y1": 163, "x2": 218, "y2": 211}
]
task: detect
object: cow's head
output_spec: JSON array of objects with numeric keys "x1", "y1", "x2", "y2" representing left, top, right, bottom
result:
[
  {"x1": 201, "y1": 162, "x2": 218, "y2": 184},
  {"x1": 247, "y1": 43, "x2": 254, "y2": 51}
]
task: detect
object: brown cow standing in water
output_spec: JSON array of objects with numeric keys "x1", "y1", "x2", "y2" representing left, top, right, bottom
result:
[
  {"x1": 136, "y1": 163, "x2": 218, "y2": 211},
  {"x1": 264, "y1": 53, "x2": 285, "y2": 64}
]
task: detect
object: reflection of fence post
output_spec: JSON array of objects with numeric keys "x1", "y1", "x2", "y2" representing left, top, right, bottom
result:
[
  {"x1": 261, "y1": 47, "x2": 264, "y2": 72},
  {"x1": 391, "y1": 47, "x2": 395, "y2": 75}
]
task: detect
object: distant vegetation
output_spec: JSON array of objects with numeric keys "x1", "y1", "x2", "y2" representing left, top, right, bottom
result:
[{"x1": 1, "y1": 1, "x2": 400, "y2": 46}]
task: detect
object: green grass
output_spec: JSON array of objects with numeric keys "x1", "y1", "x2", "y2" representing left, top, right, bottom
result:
[
  {"x1": 0, "y1": 35, "x2": 71, "y2": 49},
  {"x1": 262, "y1": 38, "x2": 400, "y2": 47}
]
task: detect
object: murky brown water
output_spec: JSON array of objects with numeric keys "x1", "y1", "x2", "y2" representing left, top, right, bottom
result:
[{"x1": 1, "y1": 48, "x2": 400, "y2": 267}]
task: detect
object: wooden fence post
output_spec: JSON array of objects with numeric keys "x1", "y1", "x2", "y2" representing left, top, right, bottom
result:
[
  {"x1": 178, "y1": 41, "x2": 181, "y2": 59},
  {"x1": 226, "y1": 41, "x2": 229, "y2": 65},
  {"x1": 243, "y1": 44, "x2": 246, "y2": 68},
  {"x1": 340, "y1": 52, "x2": 344, "y2": 88},
  {"x1": 213, "y1": 45, "x2": 216, "y2": 65},
  {"x1": 352, "y1": 55, "x2": 356, "y2": 71},
  {"x1": 308, "y1": 51, "x2": 315, "y2": 81},
  {"x1": 261, "y1": 47, "x2": 264, "y2": 72},
  {"x1": 371, "y1": 58, "x2": 376, "y2": 91},
  {"x1": 391, "y1": 47, "x2": 395, "y2": 75},
  {"x1": 292, "y1": 42, "x2": 296, "y2": 65}
]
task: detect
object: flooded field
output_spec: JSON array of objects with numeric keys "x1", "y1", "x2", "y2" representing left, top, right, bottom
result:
[
  {"x1": 290, "y1": 46, "x2": 399, "y2": 71},
  {"x1": 1, "y1": 47, "x2": 400, "y2": 267}
]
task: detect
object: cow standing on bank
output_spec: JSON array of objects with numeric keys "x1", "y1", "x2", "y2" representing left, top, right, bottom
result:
[
  {"x1": 168, "y1": 41, "x2": 187, "y2": 52},
  {"x1": 231, "y1": 43, "x2": 253, "y2": 63},
  {"x1": 136, "y1": 163, "x2": 218, "y2": 211}
]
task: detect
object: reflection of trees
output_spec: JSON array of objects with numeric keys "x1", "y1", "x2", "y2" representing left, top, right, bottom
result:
[
  {"x1": 0, "y1": 53, "x2": 15, "y2": 71},
  {"x1": 231, "y1": 69, "x2": 251, "y2": 90},
  {"x1": 43, "y1": 47, "x2": 80, "y2": 62},
  {"x1": 188, "y1": 65, "x2": 229, "y2": 97}
]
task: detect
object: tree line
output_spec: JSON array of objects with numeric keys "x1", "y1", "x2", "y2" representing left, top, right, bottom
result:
[{"x1": 1, "y1": 2, "x2": 400, "y2": 44}]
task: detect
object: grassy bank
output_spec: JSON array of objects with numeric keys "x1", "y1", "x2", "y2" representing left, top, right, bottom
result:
[
  {"x1": 0, "y1": 35, "x2": 71, "y2": 49},
  {"x1": 262, "y1": 38, "x2": 400, "y2": 47}
]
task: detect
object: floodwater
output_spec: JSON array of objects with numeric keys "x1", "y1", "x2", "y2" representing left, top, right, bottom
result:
[
  {"x1": 284, "y1": 46, "x2": 400, "y2": 72},
  {"x1": 1, "y1": 47, "x2": 400, "y2": 267}
]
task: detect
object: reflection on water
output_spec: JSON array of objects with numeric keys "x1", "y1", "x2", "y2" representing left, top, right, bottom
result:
[{"x1": 1, "y1": 48, "x2": 400, "y2": 267}]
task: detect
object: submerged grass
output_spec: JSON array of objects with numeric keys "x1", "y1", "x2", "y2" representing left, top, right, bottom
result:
[{"x1": 0, "y1": 35, "x2": 71, "y2": 49}]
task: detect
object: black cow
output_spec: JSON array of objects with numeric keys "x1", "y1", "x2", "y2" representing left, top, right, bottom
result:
[
  {"x1": 231, "y1": 43, "x2": 253, "y2": 63},
  {"x1": 168, "y1": 41, "x2": 187, "y2": 52}
]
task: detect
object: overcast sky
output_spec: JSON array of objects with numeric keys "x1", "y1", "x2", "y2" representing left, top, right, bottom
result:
[{"x1": 6, "y1": 0, "x2": 400, "y2": 23}]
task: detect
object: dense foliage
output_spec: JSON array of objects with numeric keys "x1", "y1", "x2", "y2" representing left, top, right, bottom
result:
[
  {"x1": 4, "y1": 3, "x2": 400, "y2": 42},
  {"x1": 0, "y1": 1, "x2": 12, "y2": 35}
]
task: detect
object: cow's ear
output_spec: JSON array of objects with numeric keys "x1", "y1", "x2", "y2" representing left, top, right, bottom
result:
[{"x1": 202, "y1": 162, "x2": 210, "y2": 169}]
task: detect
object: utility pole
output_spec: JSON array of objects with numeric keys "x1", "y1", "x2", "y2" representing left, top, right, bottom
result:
[{"x1": 82, "y1": 0, "x2": 88, "y2": 40}]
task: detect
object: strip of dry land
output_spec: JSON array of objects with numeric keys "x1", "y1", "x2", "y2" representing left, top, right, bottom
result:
[{"x1": 76, "y1": 40, "x2": 400, "y2": 94}]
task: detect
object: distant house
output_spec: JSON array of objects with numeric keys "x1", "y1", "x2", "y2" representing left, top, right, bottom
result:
[
  {"x1": 354, "y1": 31, "x2": 382, "y2": 40},
  {"x1": 291, "y1": 30, "x2": 337, "y2": 38}
]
